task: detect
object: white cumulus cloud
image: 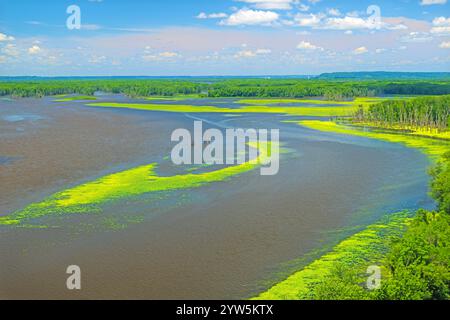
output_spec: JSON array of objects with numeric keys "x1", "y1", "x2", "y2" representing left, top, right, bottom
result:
[
  {"x1": 221, "y1": 9, "x2": 279, "y2": 26},
  {"x1": 292, "y1": 14, "x2": 405, "y2": 31},
  {"x1": 433, "y1": 16, "x2": 450, "y2": 26},
  {"x1": 431, "y1": 16, "x2": 450, "y2": 35},
  {"x1": 401, "y1": 32, "x2": 433, "y2": 42},
  {"x1": 2, "y1": 44, "x2": 20, "y2": 57},
  {"x1": 324, "y1": 16, "x2": 379, "y2": 30},
  {"x1": 294, "y1": 13, "x2": 322, "y2": 27},
  {"x1": 353, "y1": 46, "x2": 368, "y2": 54},
  {"x1": 234, "y1": 48, "x2": 272, "y2": 58},
  {"x1": 420, "y1": 0, "x2": 447, "y2": 5},
  {"x1": 235, "y1": 0, "x2": 296, "y2": 10},
  {"x1": 159, "y1": 51, "x2": 179, "y2": 58},
  {"x1": 296, "y1": 41, "x2": 323, "y2": 50},
  {"x1": 234, "y1": 50, "x2": 257, "y2": 58},
  {"x1": 327, "y1": 8, "x2": 341, "y2": 17},
  {"x1": 142, "y1": 51, "x2": 180, "y2": 61},
  {"x1": 28, "y1": 45, "x2": 41, "y2": 55},
  {"x1": 197, "y1": 12, "x2": 228, "y2": 19},
  {"x1": 0, "y1": 33, "x2": 15, "y2": 41},
  {"x1": 255, "y1": 48, "x2": 272, "y2": 54},
  {"x1": 298, "y1": 4, "x2": 310, "y2": 12}
]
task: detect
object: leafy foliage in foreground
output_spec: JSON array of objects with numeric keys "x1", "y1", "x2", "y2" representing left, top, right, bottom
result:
[
  {"x1": 310, "y1": 153, "x2": 450, "y2": 300},
  {"x1": 263, "y1": 111, "x2": 450, "y2": 300},
  {"x1": 430, "y1": 152, "x2": 450, "y2": 214},
  {"x1": 375, "y1": 210, "x2": 450, "y2": 300}
]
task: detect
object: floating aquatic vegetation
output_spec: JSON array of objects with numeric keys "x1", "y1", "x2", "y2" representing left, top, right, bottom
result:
[
  {"x1": 254, "y1": 119, "x2": 450, "y2": 300},
  {"x1": 236, "y1": 97, "x2": 400, "y2": 106},
  {"x1": 237, "y1": 98, "x2": 355, "y2": 105},
  {"x1": 54, "y1": 96, "x2": 97, "y2": 102},
  {"x1": 254, "y1": 212, "x2": 411, "y2": 300},
  {"x1": 87, "y1": 102, "x2": 363, "y2": 117},
  {"x1": 0, "y1": 142, "x2": 276, "y2": 227},
  {"x1": 251, "y1": 120, "x2": 450, "y2": 300},
  {"x1": 351, "y1": 122, "x2": 450, "y2": 141},
  {"x1": 298, "y1": 120, "x2": 450, "y2": 160},
  {"x1": 143, "y1": 94, "x2": 202, "y2": 101}
]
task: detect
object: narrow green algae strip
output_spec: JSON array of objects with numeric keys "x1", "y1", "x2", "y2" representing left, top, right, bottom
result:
[
  {"x1": 54, "y1": 96, "x2": 97, "y2": 102},
  {"x1": 351, "y1": 122, "x2": 450, "y2": 140},
  {"x1": 254, "y1": 212, "x2": 411, "y2": 300},
  {"x1": 298, "y1": 120, "x2": 450, "y2": 160},
  {"x1": 0, "y1": 142, "x2": 274, "y2": 227},
  {"x1": 236, "y1": 97, "x2": 395, "y2": 106},
  {"x1": 237, "y1": 98, "x2": 354, "y2": 105},
  {"x1": 143, "y1": 94, "x2": 202, "y2": 101},
  {"x1": 86, "y1": 102, "x2": 362, "y2": 117}
]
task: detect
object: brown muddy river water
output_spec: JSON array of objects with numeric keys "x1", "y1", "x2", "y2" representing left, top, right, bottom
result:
[{"x1": 0, "y1": 95, "x2": 433, "y2": 299}]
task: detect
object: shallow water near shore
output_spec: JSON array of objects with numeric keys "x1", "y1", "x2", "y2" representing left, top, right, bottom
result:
[{"x1": 0, "y1": 95, "x2": 433, "y2": 299}]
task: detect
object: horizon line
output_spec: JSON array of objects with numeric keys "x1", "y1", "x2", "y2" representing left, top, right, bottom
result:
[{"x1": 1, "y1": 71, "x2": 450, "y2": 79}]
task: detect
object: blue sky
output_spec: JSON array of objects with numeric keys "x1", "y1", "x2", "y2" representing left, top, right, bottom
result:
[{"x1": 0, "y1": 0, "x2": 449, "y2": 76}]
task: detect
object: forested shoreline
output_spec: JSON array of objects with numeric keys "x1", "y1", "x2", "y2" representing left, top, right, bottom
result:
[
  {"x1": 354, "y1": 95, "x2": 450, "y2": 132},
  {"x1": 312, "y1": 151, "x2": 450, "y2": 300},
  {"x1": 1, "y1": 79, "x2": 450, "y2": 99},
  {"x1": 257, "y1": 94, "x2": 449, "y2": 300},
  {"x1": 327, "y1": 96, "x2": 450, "y2": 300}
]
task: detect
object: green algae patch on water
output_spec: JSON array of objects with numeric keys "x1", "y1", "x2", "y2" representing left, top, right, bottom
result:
[
  {"x1": 236, "y1": 97, "x2": 389, "y2": 106},
  {"x1": 297, "y1": 120, "x2": 450, "y2": 160},
  {"x1": 237, "y1": 98, "x2": 355, "y2": 105},
  {"x1": 143, "y1": 94, "x2": 202, "y2": 101},
  {"x1": 86, "y1": 102, "x2": 230, "y2": 113},
  {"x1": 54, "y1": 96, "x2": 97, "y2": 102},
  {"x1": 254, "y1": 212, "x2": 411, "y2": 300},
  {"x1": 86, "y1": 102, "x2": 362, "y2": 117},
  {"x1": 351, "y1": 122, "x2": 450, "y2": 141},
  {"x1": 0, "y1": 142, "x2": 278, "y2": 227}
]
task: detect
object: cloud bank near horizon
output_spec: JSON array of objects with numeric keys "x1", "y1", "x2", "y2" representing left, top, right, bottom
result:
[{"x1": 0, "y1": 0, "x2": 449, "y2": 76}]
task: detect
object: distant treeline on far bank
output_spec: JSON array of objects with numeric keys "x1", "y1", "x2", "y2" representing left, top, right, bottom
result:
[{"x1": 1, "y1": 72, "x2": 450, "y2": 99}]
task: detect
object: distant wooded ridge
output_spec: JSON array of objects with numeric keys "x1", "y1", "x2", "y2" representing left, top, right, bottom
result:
[
  {"x1": 1, "y1": 72, "x2": 450, "y2": 82},
  {"x1": 317, "y1": 72, "x2": 450, "y2": 80}
]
